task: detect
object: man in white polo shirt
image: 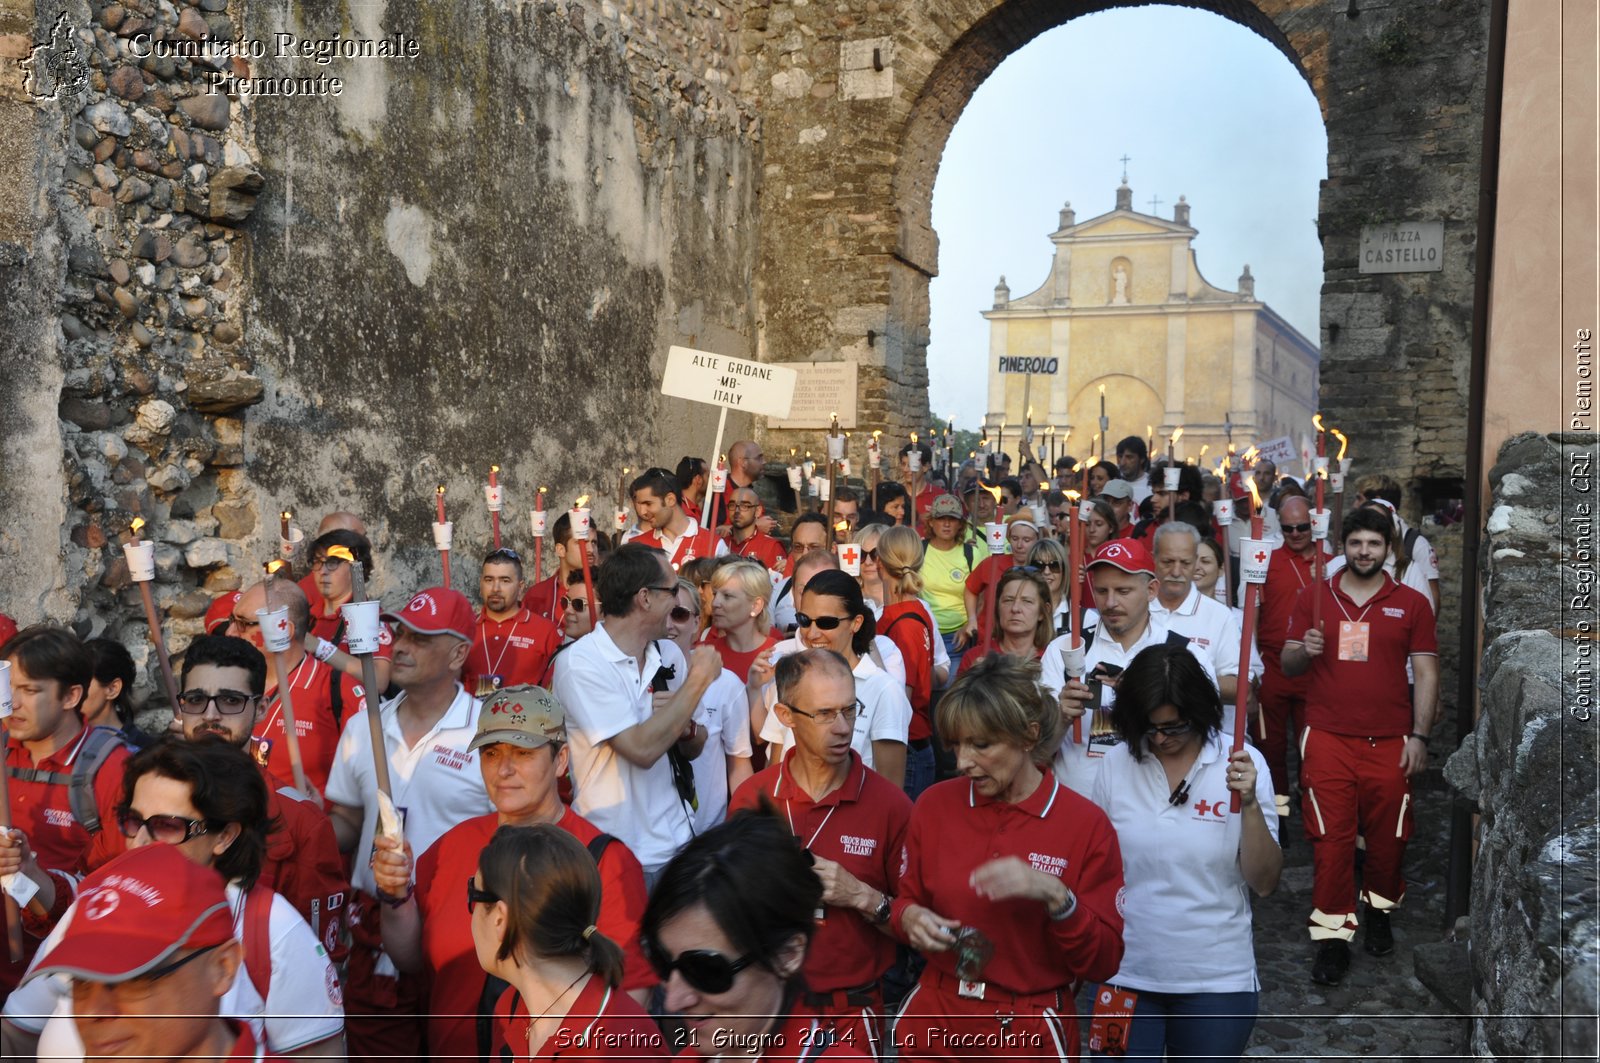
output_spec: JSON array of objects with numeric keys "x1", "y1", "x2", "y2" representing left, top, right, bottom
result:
[
  {"x1": 1149, "y1": 522, "x2": 1262, "y2": 701},
  {"x1": 551, "y1": 543, "x2": 720, "y2": 886},
  {"x1": 1042, "y1": 539, "x2": 1216, "y2": 797},
  {"x1": 324, "y1": 586, "x2": 494, "y2": 1059}
]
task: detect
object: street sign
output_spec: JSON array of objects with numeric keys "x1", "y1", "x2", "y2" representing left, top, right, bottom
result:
[
  {"x1": 997, "y1": 356, "x2": 1060, "y2": 374},
  {"x1": 1359, "y1": 221, "x2": 1444, "y2": 274}
]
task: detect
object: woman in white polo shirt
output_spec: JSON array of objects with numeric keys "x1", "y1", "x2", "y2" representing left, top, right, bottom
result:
[{"x1": 1090, "y1": 644, "x2": 1282, "y2": 1062}]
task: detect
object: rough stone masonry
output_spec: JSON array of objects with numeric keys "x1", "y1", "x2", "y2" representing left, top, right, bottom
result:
[{"x1": 0, "y1": 0, "x2": 1487, "y2": 687}]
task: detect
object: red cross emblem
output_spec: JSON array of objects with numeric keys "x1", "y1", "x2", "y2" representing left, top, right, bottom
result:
[
  {"x1": 840, "y1": 546, "x2": 859, "y2": 567},
  {"x1": 1252, "y1": 550, "x2": 1268, "y2": 564}
]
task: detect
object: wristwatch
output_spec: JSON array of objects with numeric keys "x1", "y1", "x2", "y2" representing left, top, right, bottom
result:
[{"x1": 870, "y1": 892, "x2": 893, "y2": 925}]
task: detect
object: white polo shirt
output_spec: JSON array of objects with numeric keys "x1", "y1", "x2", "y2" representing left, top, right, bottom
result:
[
  {"x1": 758, "y1": 650, "x2": 912, "y2": 770},
  {"x1": 690, "y1": 668, "x2": 754, "y2": 833},
  {"x1": 325, "y1": 683, "x2": 492, "y2": 896},
  {"x1": 1091, "y1": 734, "x2": 1277, "y2": 993},
  {"x1": 1041, "y1": 617, "x2": 1218, "y2": 798},
  {"x1": 1151, "y1": 584, "x2": 1264, "y2": 684},
  {"x1": 550, "y1": 623, "x2": 693, "y2": 871},
  {"x1": 12, "y1": 882, "x2": 343, "y2": 1057}
]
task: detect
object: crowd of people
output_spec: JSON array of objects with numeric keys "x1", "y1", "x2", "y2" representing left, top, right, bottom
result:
[{"x1": 0, "y1": 432, "x2": 1443, "y2": 1060}]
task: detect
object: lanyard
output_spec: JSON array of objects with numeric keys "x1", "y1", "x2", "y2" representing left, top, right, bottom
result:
[
  {"x1": 479, "y1": 617, "x2": 522, "y2": 677},
  {"x1": 1331, "y1": 581, "x2": 1379, "y2": 625}
]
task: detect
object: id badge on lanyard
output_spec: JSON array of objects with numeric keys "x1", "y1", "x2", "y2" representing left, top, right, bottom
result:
[
  {"x1": 1088, "y1": 985, "x2": 1138, "y2": 1056},
  {"x1": 1338, "y1": 621, "x2": 1371, "y2": 662}
]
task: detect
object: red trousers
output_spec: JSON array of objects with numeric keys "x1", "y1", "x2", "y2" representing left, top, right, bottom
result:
[
  {"x1": 1300, "y1": 728, "x2": 1414, "y2": 941},
  {"x1": 344, "y1": 891, "x2": 425, "y2": 1060},
  {"x1": 1256, "y1": 664, "x2": 1306, "y2": 805},
  {"x1": 805, "y1": 985, "x2": 886, "y2": 1059},
  {"x1": 893, "y1": 972, "x2": 1078, "y2": 1062}
]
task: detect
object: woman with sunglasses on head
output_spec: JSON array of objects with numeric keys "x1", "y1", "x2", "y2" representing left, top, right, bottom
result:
[
  {"x1": 643, "y1": 811, "x2": 868, "y2": 1061},
  {"x1": 700, "y1": 560, "x2": 782, "y2": 685},
  {"x1": 471, "y1": 824, "x2": 666, "y2": 1061},
  {"x1": 891, "y1": 653, "x2": 1125, "y2": 1062},
  {"x1": 874, "y1": 526, "x2": 945, "y2": 799},
  {"x1": 2, "y1": 736, "x2": 345, "y2": 1060},
  {"x1": 757, "y1": 570, "x2": 911, "y2": 789},
  {"x1": 1089, "y1": 644, "x2": 1280, "y2": 1062},
  {"x1": 959, "y1": 517, "x2": 1040, "y2": 655}
]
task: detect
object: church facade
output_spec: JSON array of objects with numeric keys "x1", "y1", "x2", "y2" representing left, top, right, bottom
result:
[{"x1": 982, "y1": 182, "x2": 1319, "y2": 469}]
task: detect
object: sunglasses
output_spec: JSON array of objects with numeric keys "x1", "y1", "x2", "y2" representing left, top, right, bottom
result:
[
  {"x1": 177, "y1": 689, "x2": 256, "y2": 715},
  {"x1": 1148, "y1": 720, "x2": 1194, "y2": 738},
  {"x1": 668, "y1": 606, "x2": 697, "y2": 624},
  {"x1": 794, "y1": 612, "x2": 850, "y2": 631},
  {"x1": 70, "y1": 940, "x2": 225, "y2": 1004},
  {"x1": 1281, "y1": 522, "x2": 1313, "y2": 534},
  {"x1": 1030, "y1": 561, "x2": 1064, "y2": 572},
  {"x1": 485, "y1": 547, "x2": 523, "y2": 564},
  {"x1": 559, "y1": 596, "x2": 588, "y2": 613},
  {"x1": 644, "y1": 941, "x2": 755, "y2": 995},
  {"x1": 466, "y1": 877, "x2": 499, "y2": 914},
  {"x1": 116, "y1": 807, "x2": 213, "y2": 844},
  {"x1": 862, "y1": 548, "x2": 878, "y2": 562}
]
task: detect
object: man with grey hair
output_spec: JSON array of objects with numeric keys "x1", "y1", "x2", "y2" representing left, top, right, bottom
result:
[{"x1": 1149, "y1": 521, "x2": 1260, "y2": 702}]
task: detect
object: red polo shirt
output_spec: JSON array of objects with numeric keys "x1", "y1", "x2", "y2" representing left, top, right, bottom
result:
[
  {"x1": 3, "y1": 726, "x2": 129, "y2": 990},
  {"x1": 725, "y1": 530, "x2": 790, "y2": 575},
  {"x1": 256, "y1": 769, "x2": 349, "y2": 960},
  {"x1": 0, "y1": 612, "x2": 17, "y2": 646},
  {"x1": 1256, "y1": 543, "x2": 1331, "y2": 697},
  {"x1": 462, "y1": 608, "x2": 563, "y2": 698},
  {"x1": 729, "y1": 751, "x2": 911, "y2": 992},
  {"x1": 1285, "y1": 573, "x2": 1437, "y2": 736},
  {"x1": 414, "y1": 808, "x2": 655, "y2": 1060},
  {"x1": 878, "y1": 602, "x2": 934, "y2": 738},
  {"x1": 493, "y1": 974, "x2": 667, "y2": 1061},
  {"x1": 523, "y1": 572, "x2": 566, "y2": 625},
  {"x1": 253, "y1": 653, "x2": 363, "y2": 792},
  {"x1": 633, "y1": 522, "x2": 721, "y2": 570},
  {"x1": 911, "y1": 485, "x2": 941, "y2": 534},
  {"x1": 890, "y1": 774, "x2": 1125, "y2": 995},
  {"x1": 963, "y1": 554, "x2": 1016, "y2": 648},
  {"x1": 697, "y1": 628, "x2": 781, "y2": 685}
]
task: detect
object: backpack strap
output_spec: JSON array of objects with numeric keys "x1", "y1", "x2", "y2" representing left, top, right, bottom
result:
[
  {"x1": 963, "y1": 541, "x2": 975, "y2": 573},
  {"x1": 477, "y1": 974, "x2": 513, "y2": 1063},
  {"x1": 328, "y1": 663, "x2": 346, "y2": 728},
  {"x1": 1163, "y1": 630, "x2": 1193, "y2": 651},
  {"x1": 586, "y1": 833, "x2": 616, "y2": 866},
  {"x1": 69, "y1": 726, "x2": 128, "y2": 835},
  {"x1": 882, "y1": 610, "x2": 933, "y2": 638},
  {"x1": 243, "y1": 885, "x2": 273, "y2": 1002}
]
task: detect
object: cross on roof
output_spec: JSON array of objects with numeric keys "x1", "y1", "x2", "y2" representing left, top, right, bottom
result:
[
  {"x1": 1119, "y1": 154, "x2": 1132, "y2": 182},
  {"x1": 1148, "y1": 195, "x2": 1163, "y2": 215}
]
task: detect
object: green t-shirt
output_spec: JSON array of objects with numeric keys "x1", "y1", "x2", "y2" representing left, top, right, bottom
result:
[{"x1": 923, "y1": 538, "x2": 992, "y2": 633}]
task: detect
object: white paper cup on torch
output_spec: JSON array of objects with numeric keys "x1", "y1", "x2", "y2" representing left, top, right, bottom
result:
[
  {"x1": 1239, "y1": 539, "x2": 1274, "y2": 584},
  {"x1": 787, "y1": 466, "x2": 804, "y2": 491},
  {"x1": 530, "y1": 510, "x2": 548, "y2": 538},
  {"x1": 836, "y1": 543, "x2": 862, "y2": 577},
  {"x1": 613, "y1": 508, "x2": 629, "y2": 533},
  {"x1": 711, "y1": 466, "x2": 729, "y2": 493},
  {"x1": 278, "y1": 526, "x2": 303, "y2": 560},
  {"x1": 826, "y1": 434, "x2": 846, "y2": 461},
  {"x1": 838, "y1": 458, "x2": 851, "y2": 478},
  {"x1": 123, "y1": 540, "x2": 157, "y2": 583},
  {"x1": 985, "y1": 522, "x2": 1008, "y2": 554},
  {"x1": 868, "y1": 441, "x2": 882, "y2": 468},
  {"x1": 907, "y1": 448, "x2": 922, "y2": 474},
  {"x1": 1311, "y1": 507, "x2": 1332, "y2": 541},
  {"x1": 1059, "y1": 643, "x2": 1086, "y2": 681},
  {"x1": 431, "y1": 521, "x2": 454, "y2": 552},
  {"x1": 0, "y1": 660, "x2": 11, "y2": 719},
  {"x1": 256, "y1": 607, "x2": 294, "y2": 654},
  {"x1": 1329, "y1": 470, "x2": 1345, "y2": 494},
  {"x1": 1078, "y1": 500, "x2": 1094, "y2": 523},
  {"x1": 1214, "y1": 498, "x2": 1235, "y2": 526},
  {"x1": 569, "y1": 507, "x2": 592, "y2": 541},
  {"x1": 341, "y1": 600, "x2": 383, "y2": 655},
  {"x1": 484, "y1": 484, "x2": 505, "y2": 513},
  {"x1": 1312, "y1": 456, "x2": 1329, "y2": 481},
  {"x1": 816, "y1": 477, "x2": 831, "y2": 502},
  {"x1": 1163, "y1": 465, "x2": 1181, "y2": 491}
]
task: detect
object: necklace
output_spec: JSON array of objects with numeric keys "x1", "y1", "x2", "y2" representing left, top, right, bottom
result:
[{"x1": 524, "y1": 970, "x2": 589, "y2": 1050}]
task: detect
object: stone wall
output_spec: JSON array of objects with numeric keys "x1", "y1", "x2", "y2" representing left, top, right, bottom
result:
[
  {"x1": 1443, "y1": 432, "x2": 1599, "y2": 1060},
  {"x1": 0, "y1": 0, "x2": 760, "y2": 687}
]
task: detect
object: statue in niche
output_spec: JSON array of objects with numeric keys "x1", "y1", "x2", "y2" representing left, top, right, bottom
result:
[{"x1": 1111, "y1": 262, "x2": 1130, "y2": 305}]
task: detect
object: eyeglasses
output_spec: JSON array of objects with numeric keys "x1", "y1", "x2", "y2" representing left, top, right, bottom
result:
[
  {"x1": 729, "y1": 501, "x2": 760, "y2": 511},
  {"x1": 227, "y1": 614, "x2": 259, "y2": 631},
  {"x1": 466, "y1": 877, "x2": 499, "y2": 914},
  {"x1": 794, "y1": 612, "x2": 850, "y2": 631},
  {"x1": 646, "y1": 584, "x2": 679, "y2": 596},
  {"x1": 176, "y1": 689, "x2": 257, "y2": 715},
  {"x1": 559, "y1": 596, "x2": 588, "y2": 613},
  {"x1": 70, "y1": 940, "x2": 225, "y2": 1004},
  {"x1": 115, "y1": 807, "x2": 213, "y2": 844},
  {"x1": 1281, "y1": 522, "x2": 1313, "y2": 534},
  {"x1": 643, "y1": 941, "x2": 755, "y2": 995},
  {"x1": 1148, "y1": 720, "x2": 1194, "y2": 738},
  {"x1": 781, "y1": 699, "x2": 862, "y2": 727},
  {"x1": 668, "y1": 606, "x2": 697, "y2": 623},
  {"x1": 312, "y1": 558, "x2": 350, "y2": 573}
]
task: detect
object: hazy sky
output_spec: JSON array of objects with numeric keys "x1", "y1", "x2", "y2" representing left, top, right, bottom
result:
[{"x1": 927, "y1": 6, "x2": 1328, "y2": 427}]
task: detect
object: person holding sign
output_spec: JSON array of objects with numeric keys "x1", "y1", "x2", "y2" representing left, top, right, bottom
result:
[
  {"x1": 324, "y1": 587, "x2": 494, "y2": 1059},
  {"x1": 1280, "y1": 506, "x2": 1438, "y2": 987},
  {"x1": 629, "y1": 468, "x2": 728, "y2": 570}
]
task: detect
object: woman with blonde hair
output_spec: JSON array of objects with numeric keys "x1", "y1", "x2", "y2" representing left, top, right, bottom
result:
[
  {"x1": 1024, "y1": 538, "x2": 1073, "y2": 636},
  {"x1": 700, "y1": 559, "x2": 781, "y2": 684},
  {"x1": 875, "y1": 525, "x2": 943, "y2": 798},
  {"x1": 852, "y1": 523, "x2": 888, "y2": 616}
]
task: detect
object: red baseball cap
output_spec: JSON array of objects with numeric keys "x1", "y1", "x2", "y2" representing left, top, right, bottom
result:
[
  {"x1": 382, "y1": 587, "x2": 475, "y2": 641},
  {"x1": 203, "y1": 590, "x2": 242, "y2": 635},
  {"x1": 1087, "y1": 538, "x2": 1156, "y2": 576},
  {"x1": 26, "y1": 845, "x2": 233, "y2": 984}
]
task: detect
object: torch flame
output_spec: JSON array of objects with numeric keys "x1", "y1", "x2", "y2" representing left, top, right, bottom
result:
[
  {"x1": 982, "y1": 483, "x2": 1003, "y2": 504},
  {"x1": 1065, "y1": 490, "x2": 1080, "y2": 503},
  {"x1": 281, "y1": 510, "x2": 292, "y2": 521},
  {"x1": 1071, "y1": 460, "x2": 1084, "y2": 473},
  {"x1": 575, "y1": 495, "x2": 590, "y2": 508},
  {"x1": 1026, "y1": 405, "x2": 1034, "y2": 419},
  {"x1": 1332, "y1": 428, "x2": 1349, "y2": 461},
  {"x1": 910, "y1": 433, "x2": 918, "y2": 444},
  {"x1": 1247, "y1": 479, "x2": 1263, "y2": 509},
  {"x1": 265, "y1": 559, "x2": 288, "y2": 576},
  {"x1": 1146, "y1": 424, "x2": 1154, "y2": 438},
  {"x1": 1199, "y1": 444, "x2": 1210, "y2": 460},
  {"x1": 538, "y1": 485, "x2": 548, "y2": 495},
  {"x1": 1171, "y1": 427, "x2": 1184, "y2": 445},
  {"x1": 491, "y1": 464, "x2": 500, "y2": 474},
  {"x1": 1098, "y1": 384, "x2": 1106, "y2": 395},
  {"x1": 327, "y1": 546, "x2": 356, "y2": 564},
  {"x1": 130, "y1": 517, "x2": 145, "y2": 534},
  {"x1": 1313, "y1": 413, "x2": 1325, "y2": 434},
  {"x1": 834, "y1": 520, "x2": 849, "y2": 533},
  {"x1": 437, "y1": 485, "x2": 446, "y2": 496},
  {"x1": 1242, "y1": 445, "x2": 1260, "y2": 464},
  {"x1": 871, "y1": 430, "x2": 882, "y2": 440}
]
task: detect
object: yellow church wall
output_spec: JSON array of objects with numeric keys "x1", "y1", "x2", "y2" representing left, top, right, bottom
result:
[{"x1": 1067, "y1": 239, "x2": 1175, "y2": 308}]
